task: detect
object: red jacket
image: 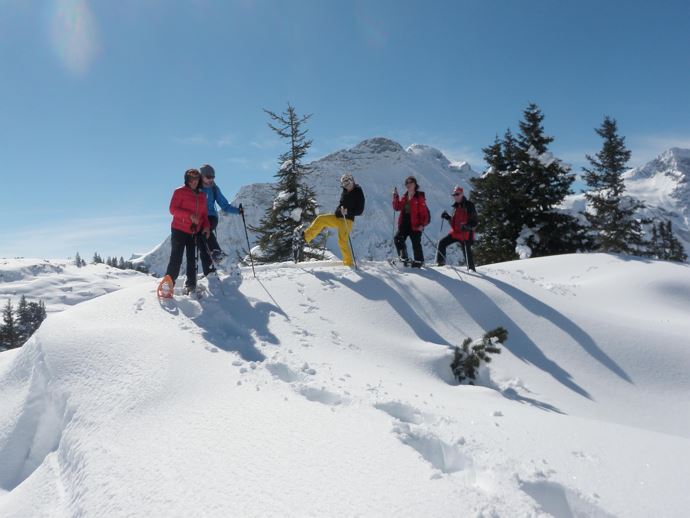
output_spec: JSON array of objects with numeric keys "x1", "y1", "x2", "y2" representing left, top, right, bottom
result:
[
  {"x1": 392, "y1": 191, "x2": 430, "y2": 230},
  {"x1": 448, "y1": 198, "x2": 478, "y2": 241},
  {"x1": 169, "y1": 186, "x2": 210, "y2": 235}
]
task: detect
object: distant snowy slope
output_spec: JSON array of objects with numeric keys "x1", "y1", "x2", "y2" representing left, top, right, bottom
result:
[
  {"x1": 137, "y1": 138, "x2": 477, "y2": 275},
  {"x1": 1, "y1": 253, "x2": 689, "y2": 517},
  {"x1": 0, "y1": 258, "x2": 150, "y2": 313},
  {"x1": 564, "y1": 147, "x2": 690, "y2": 255},
  {"x1": 624, "y1": 147, "x2": 690, "y2": 248}
]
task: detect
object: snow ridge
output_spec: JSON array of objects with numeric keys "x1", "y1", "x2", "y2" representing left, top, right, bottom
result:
[{"x1": 1, "y1": 253, "x2": 689, "y2": 516}]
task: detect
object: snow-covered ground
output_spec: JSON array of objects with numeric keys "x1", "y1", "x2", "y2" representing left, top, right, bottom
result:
[
  {"x1": 0, "y1": 258, "x2": 151, "y2": 314},
  {"x1": 1, "y1": 253, "x2": 689, "y2": 517}
]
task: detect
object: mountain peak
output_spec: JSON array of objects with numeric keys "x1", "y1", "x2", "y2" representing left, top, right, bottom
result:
[
  {"x1": 406, "y1": 144, "x2": 450, "y2": 165},
  {"x1": 627, "y1": 147, "x2": 690, "y2": 181},
  {"x1": 351, "y1": 137, "x2": 405, "y2": 155}
]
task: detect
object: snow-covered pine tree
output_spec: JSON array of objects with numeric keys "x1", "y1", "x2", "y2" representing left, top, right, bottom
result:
[
  {"x1": 1, "y1": 299, "x2": 19, "y2": 350},
  {"x1": 514, "y1": 104, "x2": 583, "y2": 258},
  {"x1": 16, "y1": 295, "x2": 31, "y2": 344},
  {"x1": 451, "y1": 327, "x2": 507, "y2": 384},
  {"x1": 30, "y1": 300, "x2": 47, "y2": 333},
  {"x1": 472, "y1": 131, "x2": 523, "y2": 264},
  {"x1": 75, "y1": 252, "x2": 83, "y2": 267},
  {"x1": 251, "y1": 104, "x2": 320, "y2": 262},
  {"x1": 583, "y1": 116, "x2": 647, "y2": 254}
]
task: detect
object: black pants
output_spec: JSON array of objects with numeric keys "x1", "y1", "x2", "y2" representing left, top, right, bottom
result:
[
  {"x1": 394, "y1": 227, "x2": 424, "y2": 263},
  {"x1": 165, "y1": 229, "x2": 198, "y2": 288},
  {"x1": 436, "y1": 235, "x2": 475, "y2": 270}
]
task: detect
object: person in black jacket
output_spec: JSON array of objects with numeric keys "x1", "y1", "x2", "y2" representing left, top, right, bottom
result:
[{"x1": 300, "y1": 173, "x2": 365, "y2": 266}]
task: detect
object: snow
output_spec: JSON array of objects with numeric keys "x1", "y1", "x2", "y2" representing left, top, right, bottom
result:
[
  {"x1": 1, "y1": 253, "x2": 689, "y2": 517},
  {"x1": 0, "y1": 258, "x2": 150, "y2": 314}
]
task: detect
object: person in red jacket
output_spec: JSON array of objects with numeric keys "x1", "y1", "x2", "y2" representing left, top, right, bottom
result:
[
  {"x1": 392, "y1": 176, "x2": 430, "y2": 267},
  {"x1": 163, "y1": 168, "x2": 211, "y2": 294},
  {"x1": 437, "y1": 185, "x2": 478, "y2": 271}
]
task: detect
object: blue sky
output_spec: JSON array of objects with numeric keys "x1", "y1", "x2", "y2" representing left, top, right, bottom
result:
[{"x1": 1, "y1": 0, "x2": 689, "y2": 260}]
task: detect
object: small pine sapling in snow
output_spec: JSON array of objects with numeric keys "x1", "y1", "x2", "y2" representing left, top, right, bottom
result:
[{"x1": 451, "y1": 327, "x2": 508, "y2": 384}]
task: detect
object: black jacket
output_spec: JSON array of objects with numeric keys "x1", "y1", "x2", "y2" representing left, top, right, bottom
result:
[{"x1": 335, "y1": 184, "x2": 365, "y2": 221}]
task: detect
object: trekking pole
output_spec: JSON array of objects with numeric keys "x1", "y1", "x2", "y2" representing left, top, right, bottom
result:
[
  {"x1": 423, "y1": 228, "x2": 462, "y2": 281},
  {"x1": 462, "y1": 240, "x2": 470, "y2": 272},
  {"x1": 341, "y1": 211, "x2": 358, "y2": 269},
  {"x1": 240, "y1": 205, "x2": 256, "y2": 278},
  {"x1": 437, "y1": 219, "x2": 445, "y2": 264},
  {"x1": 194, "y1": 234, "x2": 200, "y2": 285}
]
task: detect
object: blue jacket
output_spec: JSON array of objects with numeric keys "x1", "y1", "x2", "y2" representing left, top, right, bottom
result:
[{"x1": 201, "y1": 185, "x2": 240, "y2": 218}]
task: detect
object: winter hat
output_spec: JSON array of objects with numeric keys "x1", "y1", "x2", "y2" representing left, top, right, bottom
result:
[
  {"x1": 340, "y1": 173, "x2": 354, "y2": 187},
  {"x1": 184, "y1": 168, "x2": 201, "y2": 188},
  {"x1": 200, "y1": 164, "x2": 215, "y2": 178},
  {"x1": 452, "y1": 185, "x2": 464, "y2": 196}
]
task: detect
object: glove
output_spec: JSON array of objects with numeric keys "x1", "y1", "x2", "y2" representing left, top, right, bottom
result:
[
  {"x1": 441, "y1": 211, "x2": 451, "y2": 221},
  {"x1": 460, "y1": 224, "x2": 470, "y2": 231},
  {"x1": 393, "y1": 187, "x2": 398, "y2": 197},
  {"x1": 238, "y1": 203, "x2": 244, "y2": 216}
]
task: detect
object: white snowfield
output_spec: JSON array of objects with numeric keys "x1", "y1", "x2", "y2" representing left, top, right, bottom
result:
[
  {"x1": 1, "y1": 253, "x2": 689, "y2": 517},
  {"x1": 0, "y1": 258, "x2": 150, "y2": 313}
]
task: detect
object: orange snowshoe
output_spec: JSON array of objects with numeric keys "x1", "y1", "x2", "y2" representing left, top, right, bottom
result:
[{"x1": 157, "y1": 275, "x2": 174, "y2": 298}]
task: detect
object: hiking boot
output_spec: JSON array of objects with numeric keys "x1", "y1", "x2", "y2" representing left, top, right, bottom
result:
[
  {"x1": 411, "y1": 261, "x2": 423, "y2": 268},
  {"x1": 211, "y1": 249, "x2": 226, "y2": 262},
  {"x1": 183, "y1": 285, "x2": 196, "y2": 295}
]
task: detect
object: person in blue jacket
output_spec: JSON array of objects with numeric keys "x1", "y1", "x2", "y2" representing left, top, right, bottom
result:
[{"x1": 198, "y1": 164, "x2": 243, "y2": 269}]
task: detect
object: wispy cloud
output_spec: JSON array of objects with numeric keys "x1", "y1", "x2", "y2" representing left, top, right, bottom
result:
[
  {"x1": 1, "y1": 215, "x2": 169, "y2": 259},
  {"x1": 628, "y1": 134, "x2": 690, "y2": 167},
  {"x1": 50, "y1": 0, "x2": 100, "y2": 75},
  {"x1": 250, "y1": 138, "x2": 281, "y2": 150},
  {"x1": 173, "y1": 133, "x2": 237, "y2": 147}
]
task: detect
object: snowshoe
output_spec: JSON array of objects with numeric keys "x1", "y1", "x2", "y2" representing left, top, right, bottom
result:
[{"x1": 157, "y1": 275, "x2": 174, "y2": 299}]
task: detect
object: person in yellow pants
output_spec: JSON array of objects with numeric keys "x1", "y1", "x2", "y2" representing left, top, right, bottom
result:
[{"x1": 302, "y1": 173, "x2": 365, "y2": 266}]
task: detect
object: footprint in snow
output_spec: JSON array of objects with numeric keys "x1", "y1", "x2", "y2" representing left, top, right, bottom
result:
[
  {"x1": 134, "y1": 298, "x2": 145, "y2": 312},
  {"x1": 520, "y1": 480, "x2": 614, "y2": 518}
]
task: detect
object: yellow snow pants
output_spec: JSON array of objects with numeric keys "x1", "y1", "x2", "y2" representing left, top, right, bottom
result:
[{"x1": 304, "y1": 214, "x2": 354, "y2": 266}]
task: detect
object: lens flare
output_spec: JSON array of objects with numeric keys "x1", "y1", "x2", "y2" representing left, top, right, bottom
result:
[{"x1": 51, "y1": 0, "x2": 100, "y2": 74}]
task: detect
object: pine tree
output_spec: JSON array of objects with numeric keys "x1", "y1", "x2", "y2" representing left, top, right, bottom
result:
[
  {"x1": 1, "y1": 299, "x2": 19, "y2": 350},
  {"x1": 16, "y1": 295, "x2": 31, "y2": 344},
  {"x1": 471, "y1": 131, "x2": 523, "y2": 264},
  {"x1": 514, "y1": 103, "x2": 583, "y2": 257},
  {"x1": 251, "y1": 103, "x2": 320, "y2": 262},
  {"x1": 583, "y1": 116, "x2": 646, "y2": 254},
  {"x1": 27, "y1": 300, "x2": 47, "y2": 334},
  {"x1": 450, "y1": 327, "x2": 507, "y2": 384},
  {"x1": 93, "y1": 252, "x2": 102, "y2": 264},
  {"x1": 650, "y1": 221, "x2": 687, "y2": 261},
  {"x1": 75, "y1": 252, "x2": 83, "y2": 267}
]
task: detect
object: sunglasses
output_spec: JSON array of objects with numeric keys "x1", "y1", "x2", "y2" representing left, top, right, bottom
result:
[
  {"x1": 405, "y1": 181, "x2": 415, "y2": 185},
  {"x1": 203, "y1": 176, "x2": 215, "y2": 180},
  {"x1": 188, "y1": 175, "x2": 200, "y2": 180},
  {"x1": 453, "y1": 193, "x2": 463, "y2": 196}
]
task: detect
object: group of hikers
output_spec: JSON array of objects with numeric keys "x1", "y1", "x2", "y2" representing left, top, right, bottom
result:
[{"x1": 159, "y1": 166, "x2": 478, "y2": 296}]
